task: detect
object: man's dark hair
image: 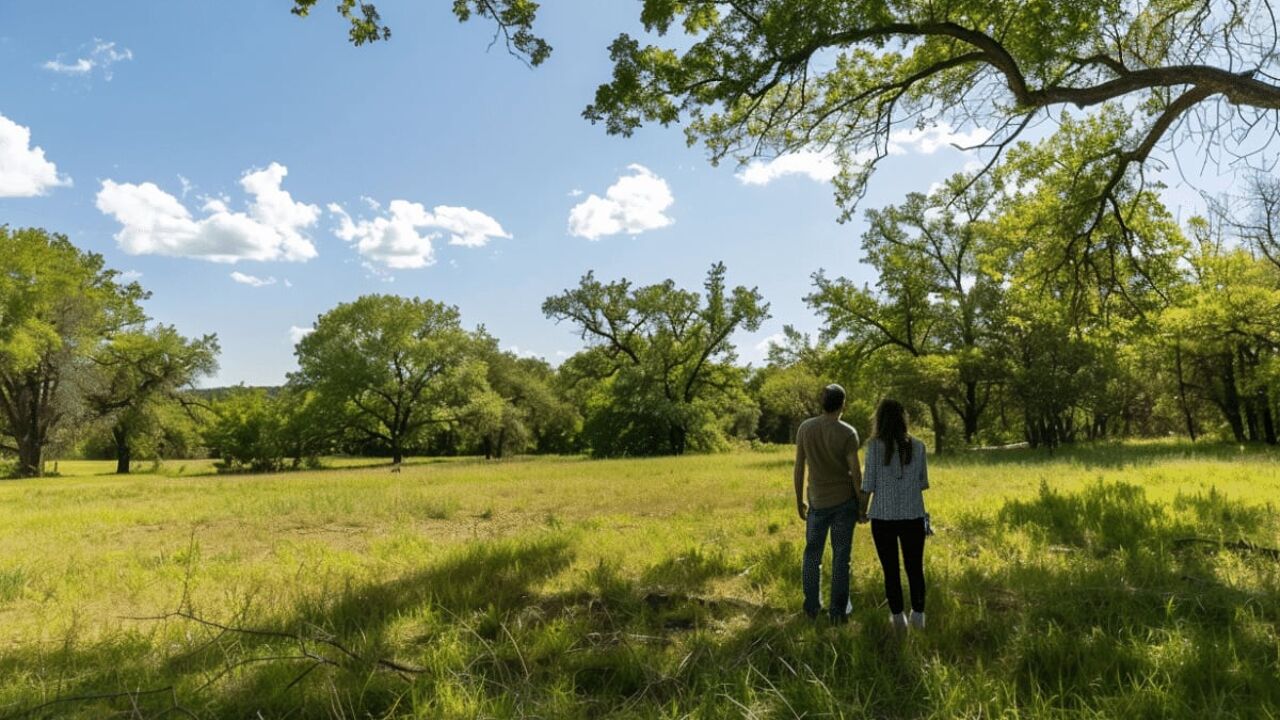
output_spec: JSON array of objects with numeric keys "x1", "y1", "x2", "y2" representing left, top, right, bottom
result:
[{"x1": 821, "y1": 384, "x2": 845, "y2": 413}]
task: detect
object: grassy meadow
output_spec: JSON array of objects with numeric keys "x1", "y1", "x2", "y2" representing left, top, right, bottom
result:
[{"x1": 0, "y1": 442, "x2": 1277, "y2": 719}]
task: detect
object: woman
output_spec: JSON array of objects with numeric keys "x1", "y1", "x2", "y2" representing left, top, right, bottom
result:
[{"x1": 861, "y1": 398, "x2": 929, "y2": 631}]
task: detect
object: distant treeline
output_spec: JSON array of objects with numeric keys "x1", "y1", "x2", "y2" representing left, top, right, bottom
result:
[{"x1": 3, "y1": 168, "x2": 1279, "y2": 476}]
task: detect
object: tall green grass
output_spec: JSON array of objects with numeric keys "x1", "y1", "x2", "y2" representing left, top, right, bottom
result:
[{"x1": 0, "y1": 443, "x2": 1276, "y2": 718}]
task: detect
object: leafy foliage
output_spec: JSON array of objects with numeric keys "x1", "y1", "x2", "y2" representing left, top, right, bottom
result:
[
  {"x1": 545, "y1": 263, "x2": 768, "y2": 456},
  {"x1": 0, "y1": 227, "x2": 148, "y2": 476},
  {"x1": 292, "y1": 295, "x2": 491, "y2": 463}
]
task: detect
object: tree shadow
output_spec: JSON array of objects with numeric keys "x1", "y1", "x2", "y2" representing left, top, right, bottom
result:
[{"x1": 2, "y1": 482, "x2": 1277, "y2": 718}]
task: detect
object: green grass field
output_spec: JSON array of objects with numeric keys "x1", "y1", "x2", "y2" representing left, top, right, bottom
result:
[{"x1": 1, "y1": 442, "x2": 1277, "y2": 719}]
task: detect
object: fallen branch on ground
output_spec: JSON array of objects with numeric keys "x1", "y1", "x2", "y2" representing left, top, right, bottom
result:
[
  {"x1": 124, "y1": 610, "x2": 427, "y2": 677},
  {"x1": 0, "y1": 685, "x2": 195, "y2": 720}
]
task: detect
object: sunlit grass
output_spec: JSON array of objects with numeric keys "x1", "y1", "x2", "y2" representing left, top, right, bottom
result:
[{"x1": 0, "y1": 443, "x2": 1277, "y2": 718}]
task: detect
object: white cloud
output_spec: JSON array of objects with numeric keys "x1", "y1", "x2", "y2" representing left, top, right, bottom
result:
[
  {"x1": 43, "y1": 39, "x2": 133, "y2": 81},
  {"x1": 230, "y1": 271, "x2": 277, "y2": 287},
  {"x1": 755, "y1": 332, "x2": 787, "y2": 354},
  {"x1": 568, "y1": 164, "x2": 674, "y2": 240},
  {"x1": 568, "y1": 188, "x2": 583, "y2": 197},
  {"x1": 0, "y1": 112, "x2": 71, "y2": 197},
  {"x1": 737, "y1": 123, "x2": 990, "y2": 186},
  {"x1": 96, "y1": 162, "x2": 320, "y2": 263},
  {"x1": 177, "y1": 174, "x2": 193, "y2": 198},
  {"x1": 738, "y1": 151, "x2": 838, "y2": 186},
  {"x1": 289, "y1": 325, "x2": 314, "y2": 345},
  {"x1": 329, "y1": 199, "x2": 509, "y2": 269},
  {"x1": 43, "y1": 58, "x2": 93, "y2": 75},
  {"x1": 505, "y1": 345, "x2": 543, "y2": 359},
  {"x1": 117, "y1": 269, "x2": 143, "y2": 282},
  {"x1": 434, "y1": 205, "x2": 512, "y2": 247}
]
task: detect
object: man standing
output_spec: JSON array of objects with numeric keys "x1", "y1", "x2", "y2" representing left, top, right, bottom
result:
[{"x1": 794, "y1": 384, "x2": 867, "y2": 622}]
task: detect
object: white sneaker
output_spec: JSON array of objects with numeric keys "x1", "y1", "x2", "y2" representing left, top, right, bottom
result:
[
  {"x1": 909, "y1": 611, "x2": 926, "y2": 630},
  {"x1": 890, "y1": 612, "x2": 908, "y2": 632}
]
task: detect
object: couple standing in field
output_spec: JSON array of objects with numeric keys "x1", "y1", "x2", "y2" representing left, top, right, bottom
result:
[{"x1": 793, "y1": 385, "x2": 929, "y2": 630}]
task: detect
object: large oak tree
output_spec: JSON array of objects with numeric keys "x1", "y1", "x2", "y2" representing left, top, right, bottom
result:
[
  {"x1": 544, "y1": 262, "x2": 768, "y2": 455},
  {"x1": 0, "y1": 227, "x2": 147, "y2": 477},
  {"x1": 296, "y1": 1, "x2": 1280, "y2": 221},
  {"x1": 292, "y1": 295, "x2": 490, "y2": 464}
]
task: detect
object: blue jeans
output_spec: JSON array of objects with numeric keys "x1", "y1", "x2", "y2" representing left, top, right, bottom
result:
[{"x1": 802, "y1": 497, "x2": 857, "y2": 619}]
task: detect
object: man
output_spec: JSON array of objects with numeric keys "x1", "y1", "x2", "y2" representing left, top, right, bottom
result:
[{"x1": 793, "y1": 383, "x2": 868, "y2": 622}]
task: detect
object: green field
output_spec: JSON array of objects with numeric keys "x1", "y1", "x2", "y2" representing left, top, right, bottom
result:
[{"x1": 1, "y1": 443, "x2": 1277, "y2": 719}]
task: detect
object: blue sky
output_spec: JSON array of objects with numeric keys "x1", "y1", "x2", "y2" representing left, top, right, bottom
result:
[{"x1": 0, "y1": 1, "x2": 1204, "y2": 386}]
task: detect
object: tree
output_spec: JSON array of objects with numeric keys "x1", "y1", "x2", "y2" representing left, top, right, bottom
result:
[
  {"x1": 543, "y1": 263, "x2": 769, "y2": 455},
  {"x1": 292, "y1": 295, "x2": 490, "y2": 464},
  {"x1": 0, "y1": 227, "x2": 146, "y2": 477},
  {"x1": 810, "y1": 174, "x2": 1005, "y2": 446},
  {"x1": 303, "y1": 2, "x2": 1280, "y2": 222},
  {"x1": 203, "y1": 388, "x2": 287, "y2": 472},
  {"x1": 290, "y1": 0, "x2": 549, "y2": 63},
  {"x1": 1163, "y1": 218, "x2": 1280, "y2": 444},
  {"x1": 88, "y1": 326, "x2": 219, "y2": 474},
  {"x1": 470, "y1": 345, "x2": 579, "y2": 458}
]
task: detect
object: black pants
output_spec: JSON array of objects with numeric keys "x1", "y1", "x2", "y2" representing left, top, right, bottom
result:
[{"x1": 870, "y1": 518, "x2": 926, "y2": 614}]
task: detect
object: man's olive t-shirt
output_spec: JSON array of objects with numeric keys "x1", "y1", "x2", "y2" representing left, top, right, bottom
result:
[{"x1": 797, "y1": 415, "x2": 860, "y2": 509}]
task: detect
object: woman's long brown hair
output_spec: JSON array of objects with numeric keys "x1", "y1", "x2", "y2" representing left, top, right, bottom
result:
[{"x1": 872, "y1": 398, "x2": 913, "y2": 466}]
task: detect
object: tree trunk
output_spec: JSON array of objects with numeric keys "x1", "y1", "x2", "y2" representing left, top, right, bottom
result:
[
  {"x1": 669, "y1": 426, "x2": 687, "y2": 455},
  {"x1": 1258, "y1": 388, "x2": 1277, "y2": 445},
  {"x1": 16, "y1": 438, "x2": 42, "y2": 478},
  {"x1": 1175, "y1": 342, "x2": 1197, "y2": 441},
  {"x1": 962, "y1": 381, "x2": 979, "y2": 444},
  {"x1": 928, "y1": 402, "x2": 944, "y2": 456},
  {"x1": 391, "y1": 438, "x2": 403, "y2": 465},
  {"x1": 114, "y1": 426, "x2": 132, "y2": 475},
  {"x1": 1221, "y1": 354, "x2": 1247, "y2": 442}
]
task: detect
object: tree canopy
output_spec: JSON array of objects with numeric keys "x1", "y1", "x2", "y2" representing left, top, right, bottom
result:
[
  {"x1": 88, "y1": 325, "x2": 219, "y2": 474},
  {"x1": 544, "y1": 262, "x2": 768, "y2": 455},
  {"x1": 296, "y1": 1, "x2": 1280, "y2": 222},
  {"x1": 291, "y1": 295, "x2": 491, "y2": 464},
  {"x1": 0, "y1": 227, "x2": 148, "y2": 476}
]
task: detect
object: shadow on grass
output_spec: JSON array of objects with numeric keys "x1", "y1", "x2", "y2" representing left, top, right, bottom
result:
[{"x1": 2, "y1": 482, "x2": 1277, "y2": 719}]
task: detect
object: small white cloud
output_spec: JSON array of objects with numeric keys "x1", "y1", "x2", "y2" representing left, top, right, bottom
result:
[
  {"x1": 289, "y1": 325, "x2": 314, "y2": 345},
  {"x1": 43, "y1": 39, "x2": 133, "y2": 81},
  {"x1": 230, "y1": 271, "x2": 277, "y2": 287},
  {"x1": 0, "y1": 112, "x2": 71, "y2": 197},
  {"x1": 505, "y1": 346, "x2": 543, "y2": 359},
  {"x1": 42, "y1": 58, "x2": 93, "y2": 75},
  {"x1": 330, "y1": 199, "x2": 509, "y2": 269},
  {"x1": 117, "y1": 269, "x2": 143, "y2": 282},
  {"x1": 568, "y1": 164, "x2": 674, "y2": 240},
  {"x1": 96, "y1": 162, "x2": 320, "y2": 263},
  {"x1": 283, "y1": 278, "x2": 293, "y2": 288},
  {"x1": 177, "y1": 174, "x2": 193, "y2": 198},
  {"x1": 568, "y1": 188, "x2": 583, "y2": 197},
  {"x1": 737, "y1": 123, "x2": 990, "y2": 186},
  {"x1": 738, "y1": 151, "x2": 838, "y2": 186},
  {"x1": 893, "y1": 123, "x2": 988, "y2": 154},
  {"x1": 755, "y1": 332, "x2": 787, "y2": 354},
  {"x1": 435, "y1": 205, "x2": 512, "y2": 247}
]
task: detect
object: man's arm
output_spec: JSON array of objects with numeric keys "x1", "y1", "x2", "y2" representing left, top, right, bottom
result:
[
  {"x1": 847, "y1": 444, "x2": 869, "y2": 522},
  {"x1": 794, "y1": 442, "x2": 807, "y2": 521}
]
